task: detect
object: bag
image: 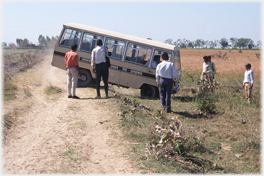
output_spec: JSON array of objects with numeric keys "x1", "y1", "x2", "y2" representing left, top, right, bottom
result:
[
  {"x1": 106, "y1": 56, "x2": 111, "y2": 68},
  {"x1": 105, "y1": 46, "x2": 111, "y2": 67}
]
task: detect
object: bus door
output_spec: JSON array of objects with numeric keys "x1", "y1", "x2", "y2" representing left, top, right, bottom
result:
[{"x1": 105, "y1": 38, "x2": 126, "y2": 86}]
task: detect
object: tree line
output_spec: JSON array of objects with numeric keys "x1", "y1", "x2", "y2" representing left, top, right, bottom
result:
[
  {"x1": 163, "y1": 37, "x2": 261, "y2": 49},
  {"x1": 2, "y1": 35, "x2": 261, "y2": 50},
  {"x1": 2, "y1": 35, "x2": 59, "y2": 49}
]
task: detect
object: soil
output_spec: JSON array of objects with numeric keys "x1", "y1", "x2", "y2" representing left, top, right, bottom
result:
[{"x1": 2, "y1": 51, "x2": 139, "y2": 174}]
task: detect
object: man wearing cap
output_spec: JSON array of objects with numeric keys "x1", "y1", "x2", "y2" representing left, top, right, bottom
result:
[
  {"x1": 242, "y1": 63, "x2": 254, "y2": 103},
  {"x1": 156, "y1": 52, "x2": 177, "y2": 113}
]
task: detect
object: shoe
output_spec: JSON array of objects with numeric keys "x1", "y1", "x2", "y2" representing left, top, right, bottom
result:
[
  {"x1": 68, "y1": 95, "x2": 72, "y2": 98},
  {"x1": 72, "y1": 95, "x2": 80, "y2": 99},
  {"x1": 166, "y1": 109, "x2": 172, "y2": 113},
  {"x1": 106, "y1": 95, "x2": 109, "y2": 99},
  {"x1": 95, "y1": 96, "x2": 101, "y2": 99}
]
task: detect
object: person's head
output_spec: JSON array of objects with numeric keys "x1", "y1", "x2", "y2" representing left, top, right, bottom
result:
[
  {"x1": 154, "y1": 55, "x2": 160, "y2": 63},
  {"x1": 245, "y1": 63, "x2": 251, "y2": 70},
  {"x1": 161, "y1": 52, "x2": 169, "y2": 61},
  {"x1": 71, "y1": 44, "x2": 77, "y2": 51},
  {"x1": 96, "y1": 39, "x2": 103, "y2": 46},
  {"x1": 203, "y1": 56, "x2": 208, "y2": 63},
  {"x1": 208, "y1": 55, "x2": 211, "y2": 62}
]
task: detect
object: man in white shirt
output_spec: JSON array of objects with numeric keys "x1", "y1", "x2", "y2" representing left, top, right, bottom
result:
[
  {"x1": 242, "y1": 63, "x2": 254, "y2": 103},
  {"x1": 156, "y1": 52, "x2": 177, "y2": 113},
  {"x1": 199, "y1": 56, "x2": 210, "y2": 92},
  {"x1": 91, "y1": 39, "x2": 109, "y2": 99}
]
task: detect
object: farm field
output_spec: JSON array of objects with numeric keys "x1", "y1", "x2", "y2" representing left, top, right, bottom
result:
[{"x1": 2, "y1": 49, "x2": 261, "y2": 174}]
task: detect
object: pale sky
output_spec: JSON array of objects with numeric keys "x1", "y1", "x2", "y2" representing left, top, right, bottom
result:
[{"x1": 1, "y1": 0, "x2": 262, "y2": 45}]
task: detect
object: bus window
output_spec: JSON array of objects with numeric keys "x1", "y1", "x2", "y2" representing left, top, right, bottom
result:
[
  {"x1": 81, "y1": 33, "x2": 103, "y2": 52},
  {"x1": 105, "y1": 38, "x2": 125, "y2": 60},
  {"x1": 59, "y1": 28, "x2": 81, "y2": 47},
  {"x1": 125, "y1": 43, "x2": 152, "y2": 66},
  {"x1": 153, "y1": 50, "x2": 172, "y2": 67},
  {"x1": 174, "y1": 50, "x2": 181, "y2": 70}
]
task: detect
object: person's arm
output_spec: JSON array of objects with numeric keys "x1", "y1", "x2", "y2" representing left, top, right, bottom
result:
[
  {"x1": 156, "y1": 66, "x2": 160, "y2": 88},
  {"x1": 172, "y1": 63, "x2": 177, "y2": 84},
  {"x1": 74, "y1": 54, "x2": 81, "y2": 77},
  {"x1": 250, "y1": 71, "x2": 254, "y2": 88}
]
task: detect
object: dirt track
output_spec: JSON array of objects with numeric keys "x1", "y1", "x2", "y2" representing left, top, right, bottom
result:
[{"x1": 3, "y1": 51, "x2": 138, "y2": 174}]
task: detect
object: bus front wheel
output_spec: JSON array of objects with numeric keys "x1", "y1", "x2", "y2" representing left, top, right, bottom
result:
[
  {"x1": 77, "y1": 69, "x2": 92, "y2": 87},
  {"x1": 140, "y1": 85, "x2": 158, "y2": 99}
]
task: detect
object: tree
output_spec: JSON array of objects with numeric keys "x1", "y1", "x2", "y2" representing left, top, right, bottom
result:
[
  {"x1": 164, "y1": 38, "x2": 173, "y2": 45},
  {"x1": 38, "y1": 35, "x2": 47, "y2": 46},
  {"x1": 16, "y1": 38, "x2": 22, "y2": 47},
  {"x1": 220, "y1": 38, "x2": 228, "y2": 49},
  {"x1": 2, "y1": 42, "x2": 7, "y2": 47},
  {"x1": 230, "y1": 37, "x2": 238, "y2": 48},
  {"x1": 8, "y1": 42, "x2": 16, "y2": 47}
]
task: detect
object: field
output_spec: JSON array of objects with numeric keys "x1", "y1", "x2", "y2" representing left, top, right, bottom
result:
[
  {"x1": 111, "y1": 49, "x2": 261, "y2": 174},
  {"x1": 2, "y1": 48, "x2": 261, "y2": 174}
]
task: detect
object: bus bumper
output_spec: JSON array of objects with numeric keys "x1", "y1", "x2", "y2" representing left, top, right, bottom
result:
[{"x1": 172, "y1": 85, "x2": 181, "y2": 94}]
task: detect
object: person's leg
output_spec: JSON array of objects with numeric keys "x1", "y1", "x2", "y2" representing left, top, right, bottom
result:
[
  {"x1": 159, "y1": 77, "x2": 166, "y2": 108},
  {"x1": 71, "y1": 67, "x2": 79, "y2": 96},
  {"x1": 165, "y1": 79, "x2": 173, "y2": 112},
  {"x1": 67, "y1": 69, "x2": 72, "y2": 96},
  {"x1": 95, "y1": 64, "x2": 102, "y2": 97},
  {"x1": 245, "y1": 83, "x2": 249, "y2": 102},
  {"x1": 248, "y1": 84, "x2": 253, "y2": 103},
  {"x1": 102, "y1": 63, "x2": 109, "y2": 97}
]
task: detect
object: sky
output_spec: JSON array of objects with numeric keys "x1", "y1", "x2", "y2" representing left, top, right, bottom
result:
[{"x1": 1, "y1": 0, "x2": 262, "y2": 46}]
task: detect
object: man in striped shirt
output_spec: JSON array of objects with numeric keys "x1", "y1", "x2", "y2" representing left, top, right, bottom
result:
[{"x1": 242, "y1": 63, "x2": 254, "y2": 103}]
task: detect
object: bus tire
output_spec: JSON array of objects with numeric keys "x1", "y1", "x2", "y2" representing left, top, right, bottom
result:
[
  {"x1": 140, "y1": 85, "x2": 157, "y2": 99},
  {"x1": 77, "y1": 69, "x2": 92, "y2": 87}
]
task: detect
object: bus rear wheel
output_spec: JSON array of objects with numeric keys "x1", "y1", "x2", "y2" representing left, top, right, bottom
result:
[
  {"x1": 77, "y1": 69, "x2": 92, "y2": 87},
  {"x1": 140, "y1": 85, "x2": 158, "y2": 99}
]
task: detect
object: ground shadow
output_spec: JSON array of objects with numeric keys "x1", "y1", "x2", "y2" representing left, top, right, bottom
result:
[
  {"x1": 173, "y1": 111, "x2": 214, "y2": 119},
  {"x1": 172, "y1": 96, "x2": 195, "y2": 102}
]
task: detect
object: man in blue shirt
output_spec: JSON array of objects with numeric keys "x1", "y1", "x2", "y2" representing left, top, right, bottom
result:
[
  {"x1": 156, "y1": 52, "x2": 177, "y2": 113},
  {"x1": 242, "y1": 63, "x2": 254, "y2": 103}
]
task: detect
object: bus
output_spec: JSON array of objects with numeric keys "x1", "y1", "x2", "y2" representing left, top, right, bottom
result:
[{"x1": 51, "y1": 23, "x2": 181, "y2": 99}]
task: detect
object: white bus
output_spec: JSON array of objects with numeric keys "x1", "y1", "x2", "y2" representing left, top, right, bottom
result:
[{"x1": 51, "y1": 23, "x2": 181, "y2": 99}]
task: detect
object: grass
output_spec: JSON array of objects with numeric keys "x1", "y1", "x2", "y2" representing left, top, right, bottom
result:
[
  {"x1": 111, "y1": 68, "x2": 260, "y2": 174},
  {"x1": 44, "y1": 86, "x2": 62, "y2": 95},
  {"x1": 4, "y1": 81, "x2": 17, "y2": 101}
]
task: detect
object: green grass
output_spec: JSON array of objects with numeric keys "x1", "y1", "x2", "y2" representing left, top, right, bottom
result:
[
  {"x1": 44, "y1": 86, "x2": 62, "y2": 95},
  {"x1": 111, "y1": 71, "x2": 260, "y2": 174},
  {"x1": 4, "y1": 82, "x2": 17, "y2": 101}
]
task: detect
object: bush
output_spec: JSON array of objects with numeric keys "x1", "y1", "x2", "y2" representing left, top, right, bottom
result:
[{"x1": 195, "y1": 91, "x2": 218, "y2": 113}]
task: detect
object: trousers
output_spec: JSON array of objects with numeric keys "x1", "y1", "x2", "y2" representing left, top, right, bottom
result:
[
  {"x1": 245, "y1": 83, "x2": 252, "y2": 103},
  {"x1": 67, "y1": 67, "x2": 78, "y2": 96},
  {"x1": 95, "y1": 62, "x2": 109, "y2": 97},
  {"x1": 158, "y1": 77, "x2": 173, "y2": 111}
]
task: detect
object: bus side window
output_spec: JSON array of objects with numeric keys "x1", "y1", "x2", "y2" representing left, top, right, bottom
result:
[
  {"x1": 59, "y1": 29, "x2": 81, "y2": 48},
  {"x1": 105, "y1": 38, "x2": 125, "y2": 60},
  {"x1": 81, "y1": 33, "x2": 103, "y2": 52},
  {"x1": 125, "y1": 43, "x2": 151, "y2": 66}
]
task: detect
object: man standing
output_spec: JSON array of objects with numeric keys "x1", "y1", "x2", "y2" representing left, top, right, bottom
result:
[
  {"x1": 208, "y1": 55, "x2": 216, "y2": 92},
  {"x1": 199, "y1": 56, "x2": 210, "y2": 92},
  {"x1": 91, "y1": 39, "x2": 109, "y2": 99},
  {"x1": 65, "y1": 44, "x2": 81, "y2": 99},
  {"x1": 242, "y1": 63, "x2": 254, "y2": 103},
  {"x1": 156, "y1": 52, "x2": 177, "y2": 113}
]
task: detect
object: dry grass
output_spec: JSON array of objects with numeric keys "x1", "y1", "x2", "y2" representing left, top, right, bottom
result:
[{"x1": 180, "y1": 49, "x2": 261, "y2": 77}]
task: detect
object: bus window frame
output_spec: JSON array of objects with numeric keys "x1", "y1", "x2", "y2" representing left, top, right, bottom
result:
[
  {"x1": 79, "y1": 32, "x2": 104, "y2": 53},
  {"x1": 104, "y1": 37, "x2": 126, "y2": 61},
  {"x1": 58, "y1": 27, "x2": 83, "y2": 49},
  {"x1": 124, "y1": 42, "x2": 153, "y2": 68},
  {"x1": 151, "y1": 49, "x2": 173, "y2": 69}
]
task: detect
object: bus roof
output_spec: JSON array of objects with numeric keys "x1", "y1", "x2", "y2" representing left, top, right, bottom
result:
[{"x1": 64, "y1": 23, "x2": 176, "y2": 51}]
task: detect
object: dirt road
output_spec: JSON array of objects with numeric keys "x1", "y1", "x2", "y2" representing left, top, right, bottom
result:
[{"x1": 3, "y1": 51, "x2": 138, "y2": 174}]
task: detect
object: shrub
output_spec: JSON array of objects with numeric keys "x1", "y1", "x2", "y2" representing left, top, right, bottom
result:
[{"x1": 195, "y1": 91, "x2": 218, "y2": 113}]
